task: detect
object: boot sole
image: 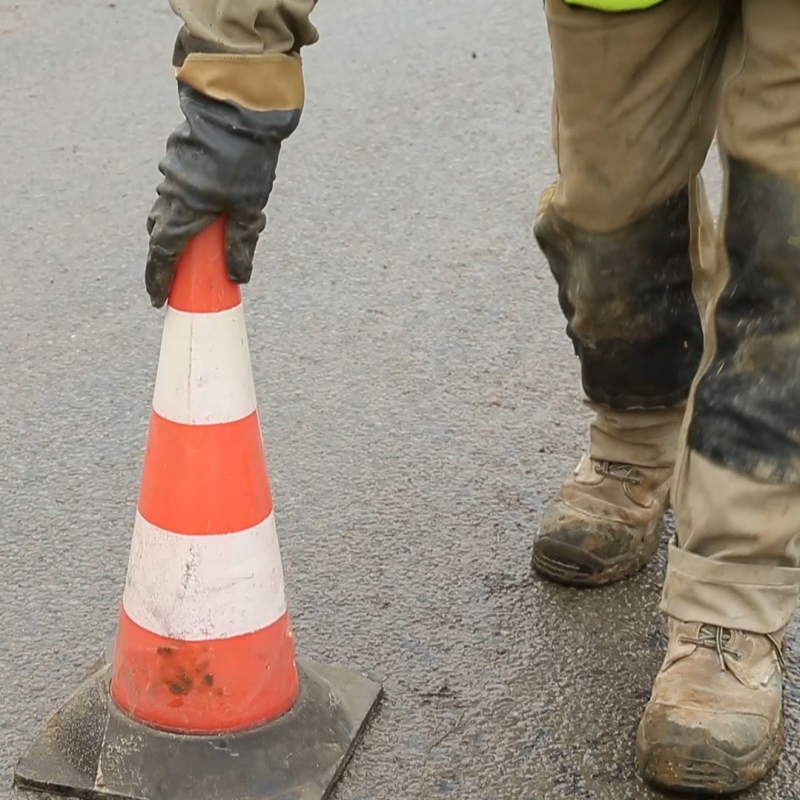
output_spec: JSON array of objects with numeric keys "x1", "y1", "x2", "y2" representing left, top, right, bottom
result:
[
  {"x1": 636, "y1": 723, "x2": 785, "y2": 795},
  {"x1": 531, "y1": 517, "x2": 664, "y2": 588}
]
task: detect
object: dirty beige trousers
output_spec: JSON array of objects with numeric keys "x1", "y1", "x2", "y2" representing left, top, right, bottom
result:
[{"x1": 538, "y1": 0, "x2": 800, "y2": 634}]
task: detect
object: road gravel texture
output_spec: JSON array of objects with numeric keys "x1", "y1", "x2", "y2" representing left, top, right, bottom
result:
[{"x1": 1, "y1": 1, "x2": 797, "y2": 798}]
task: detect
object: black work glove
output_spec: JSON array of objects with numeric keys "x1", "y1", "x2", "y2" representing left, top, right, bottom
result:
[{"x1": 145, "y1": 82, "x2": 301, "y2": 308}]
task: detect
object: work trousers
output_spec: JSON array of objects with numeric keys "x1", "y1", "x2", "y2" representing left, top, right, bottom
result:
[{"x1": 535, "y1": 0, "x2": 800, "y2": 634}]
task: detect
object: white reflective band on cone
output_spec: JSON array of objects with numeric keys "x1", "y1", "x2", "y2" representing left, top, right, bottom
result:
[
  {"x1": 153, "y1": 304, "x2": 257, "y2": 427},
  {"x1": 122, "y1": 511, "x2": 287, "y2": 641}
]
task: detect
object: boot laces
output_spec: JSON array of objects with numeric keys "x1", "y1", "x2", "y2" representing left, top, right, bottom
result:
[
  {"x1": 593, "y1": 460, "x2": 643, "y2": 486},
  {"x1": 679, "y1": 624, "x2": 792, "y2": 680}
]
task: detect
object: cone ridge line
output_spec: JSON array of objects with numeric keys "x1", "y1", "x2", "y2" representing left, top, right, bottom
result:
[
  {"x1": 121, "y1": 510, "x2": 287, "y2": 641},
  {"x1": 153, "y1": 302, "x2": 257, "y2": 427}
]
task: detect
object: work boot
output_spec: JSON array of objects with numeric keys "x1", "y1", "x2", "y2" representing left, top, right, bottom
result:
[
  {"x1": 531, "y1": 454, "x2": 672, "y2": 586},
  {"x1": 637, "y1": 619, "x2": 787, "y2": 795}
]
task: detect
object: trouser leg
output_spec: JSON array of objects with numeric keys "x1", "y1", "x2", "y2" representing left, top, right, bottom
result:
[
  {"x1": 637, "y1": 5, "x2": 800, "y2": 792},
  {"x1": 531, "y1": 0, "x2": 730, "y2": 586},
  {"x1": 534, "y1": 1, "x2": 728, "y2": 417},
  {"x1": 663, "y1": 0, "x2": 800, "y2": 636}
]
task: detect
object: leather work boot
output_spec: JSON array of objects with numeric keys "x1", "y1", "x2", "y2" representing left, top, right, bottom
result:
[
  {"x1": 531, "y1": 455, "x2": 672, "y2": 586},
  {"x1": 637, "y1": 619, "x2": 787, "y2": 795}
]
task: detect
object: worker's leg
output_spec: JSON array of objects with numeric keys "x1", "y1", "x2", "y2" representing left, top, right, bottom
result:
[
  {"x1": 532, "y1": 0, "x2": 729, "y2": 586},
  {"x1": 638, "y1": 3, "x2": 800, "y2": 793}
]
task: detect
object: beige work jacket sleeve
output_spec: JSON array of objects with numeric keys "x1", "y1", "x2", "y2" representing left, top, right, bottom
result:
[{"x1": 166, "y1": 0, "x2": 320, "y2": 114}]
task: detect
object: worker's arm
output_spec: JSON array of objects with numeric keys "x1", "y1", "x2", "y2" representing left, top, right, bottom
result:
[
  {"x1": 170, "y1": 0, "x2": 319, "y2": 59},
  {"x1": 145, "y1": 0, "x2": 320, "y2": 308}
]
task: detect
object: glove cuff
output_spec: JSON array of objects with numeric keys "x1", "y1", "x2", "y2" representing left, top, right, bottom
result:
[{"x1": 175, "y1": 53, "x2": 304, "y2": 114}]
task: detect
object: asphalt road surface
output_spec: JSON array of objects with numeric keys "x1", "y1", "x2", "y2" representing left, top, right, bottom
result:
[{"x1": 1, "y1": 1, "x2": 798, "y2": 799}]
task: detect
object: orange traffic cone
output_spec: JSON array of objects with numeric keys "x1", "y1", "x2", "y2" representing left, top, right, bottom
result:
[
  {"x1": 15, "y1": 218, "x2": 382, "y2": 800},
  {"x1": 111, "y1": 217, "x2": 298, "y2": 735}
]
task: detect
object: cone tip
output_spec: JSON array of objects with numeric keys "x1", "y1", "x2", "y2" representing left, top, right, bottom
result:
[{"x1": 168, "y1": 217, "x2": 242, "y2": 314}]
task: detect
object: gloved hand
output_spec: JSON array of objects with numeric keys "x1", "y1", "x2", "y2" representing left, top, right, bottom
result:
[{"x1": 145, "y1": 82, "x2": 302, "y2": 308}]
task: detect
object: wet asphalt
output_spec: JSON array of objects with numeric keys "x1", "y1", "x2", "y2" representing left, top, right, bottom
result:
[{"x1": 1, "y1": 1, "x2": 799, "y2": 799}]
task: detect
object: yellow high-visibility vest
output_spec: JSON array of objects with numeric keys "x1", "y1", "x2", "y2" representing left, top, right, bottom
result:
[{"x1": 561, "y1": 0, "x2": 663, "y2": 9}]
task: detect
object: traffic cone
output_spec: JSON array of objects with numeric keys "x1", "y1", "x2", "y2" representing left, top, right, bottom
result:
[{"x1": 14, "y1": 218, "x2": 383, "y2": 800}]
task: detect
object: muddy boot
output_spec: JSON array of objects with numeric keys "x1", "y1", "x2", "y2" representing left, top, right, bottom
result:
[
  {"x1": 532, "y1": 454, "x2": 672, "y2": 586},
  {"x1": 636, "y1": 619, "x2": 787, "y2": 795}
]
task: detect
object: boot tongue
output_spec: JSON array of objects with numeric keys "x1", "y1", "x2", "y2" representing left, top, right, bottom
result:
[
  {"x1": 665, "y1": 621, "x2": 738, "y2": 671},
  {"x1": 671, "y1": 623, "x2": 783, "y2": 690}
]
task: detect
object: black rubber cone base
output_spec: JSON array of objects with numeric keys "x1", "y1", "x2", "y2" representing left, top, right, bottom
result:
[{"x1": 14, "y1": 647, "x2": 383, "y2": 800}]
